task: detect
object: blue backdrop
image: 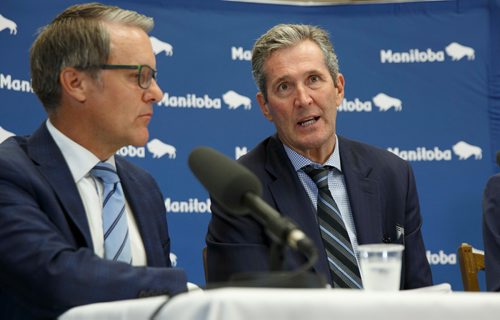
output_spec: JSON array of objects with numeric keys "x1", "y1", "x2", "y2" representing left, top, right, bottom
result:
[{"x1": 1, "y1": 0, "x2": 499, "y2": 290}]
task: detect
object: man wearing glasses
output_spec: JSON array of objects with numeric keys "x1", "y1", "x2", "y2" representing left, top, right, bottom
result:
[{"x1": 0, "y1": 3, "x2": 187, "y2": 319}]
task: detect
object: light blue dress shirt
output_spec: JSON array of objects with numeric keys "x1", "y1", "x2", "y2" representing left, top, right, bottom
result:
[{"x1": 283, "y1": 135, "x2": 361, "y2": 263}]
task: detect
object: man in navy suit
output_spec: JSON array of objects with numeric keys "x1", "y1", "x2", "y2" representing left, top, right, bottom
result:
[
  {"x1": 206, "y1": 24, "x2": 432, "y2": 289},
  {"x1": 483, "y1": 173, "x2": 500, "y2": 291},
  {"x1": 0, "y1": 3, "x2": 187, "y2": 319}
]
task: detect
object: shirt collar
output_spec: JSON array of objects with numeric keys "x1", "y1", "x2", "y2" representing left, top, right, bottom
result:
[
  {"x1": 283, "y1": 135, "x2": 342, "y2": 172},
  {"x1": 46, "y1": 119, "x2": 116, "y2": 182}
]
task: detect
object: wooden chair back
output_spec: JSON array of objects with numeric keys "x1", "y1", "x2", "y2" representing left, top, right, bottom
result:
[{"x1": 457, "y1": 243, "x2": 485, "y2": 291}]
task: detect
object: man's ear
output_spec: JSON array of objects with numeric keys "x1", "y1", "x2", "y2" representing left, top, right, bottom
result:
[
  {"x1": 59, "y1": 67, "x2": 89, "y2": 103},
  {"x1": 257, "y1": 92, "x2": 273, "y2": 122},
  {"x1": 334, "y1": 73, "x2": 345, "y2": 107}
]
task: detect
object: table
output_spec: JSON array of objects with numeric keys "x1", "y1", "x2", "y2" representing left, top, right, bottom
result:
[
  {"x1": 60, "y1": 284, "x2": 500, "y2": 320},
  {"x1": 58, "y1": 295, "x2": 168, "y2": 320}
]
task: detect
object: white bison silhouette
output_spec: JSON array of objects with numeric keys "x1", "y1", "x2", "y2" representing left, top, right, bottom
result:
[
  {"x1": 147, "y1": 139, "x2": 176, "y2": 159},
  {"x1": 452, "y1": 141, "x2": 482, "y2": 160},
  {"x1": 372, "y1": 93, "x2": 402, "y2": 111},
  {"x1": 222, "y1": 90, "x2": 251, "y2": 110},
  {"x1": 0, "y1": 14, "x2": 17, "y2": 35},
  {"x1": 445, "y1": 42, "x2": 475, "y2": 61},
  {"x1": 150, "y1": 36, "x2": 173, "y2": 56},
  {"x1": 169, "y1": 253, "x2": 177, "y2": 267},
  {"x1": 0, "y1": 126, "x2": 15, "y2": 143}
]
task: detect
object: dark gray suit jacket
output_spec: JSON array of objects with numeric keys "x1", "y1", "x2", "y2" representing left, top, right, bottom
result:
[{"x1": 207, "y1": 134, "x2": 432, "y2": 289}]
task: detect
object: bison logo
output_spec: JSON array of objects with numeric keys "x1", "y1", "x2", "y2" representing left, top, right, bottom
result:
[
  {"x1": 452, "y1": 141, "x2": 482, "y2": 160},
  {"x1": 445, "y1": 42, "x2": 475, "y2": 61},
  {"x1": 169, "y1": 253, "x2": 177, "y2": 267},
  {"x1": 0, "y1": 126, "x2": 15, "y2": 143},
  {"x1": 0, "y1": 14, "x2": 17, "y2": 35},
  {"x1": 147, "y1": 138, "x2": 176, "y2": 159},
  {"x1": 222, "y1": 90, "x2": 251, "y2": 110},
  {"x1": 372, "y1": 93, "x2": 402, "y2": 111},
  {"x1": 150, "y1": 36, "x2": 173, "y2": 56}
]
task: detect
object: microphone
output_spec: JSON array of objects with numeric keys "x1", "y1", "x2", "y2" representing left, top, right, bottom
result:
[
  {"x1": 496, "y1": 150, "x2": 500, "y2": 166},
  {"x1": 188, "y1": 146, "x2": 316, "y2": 256}
]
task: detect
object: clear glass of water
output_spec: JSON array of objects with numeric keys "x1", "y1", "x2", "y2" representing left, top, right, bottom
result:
[{"x1": 358, "y1": 243, "x2": 404, "y2": 291}]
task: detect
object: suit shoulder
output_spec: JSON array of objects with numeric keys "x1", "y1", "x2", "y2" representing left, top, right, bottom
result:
[
  {"x1": 342, "y1": 136, "x2": 406, "y2": 159},
  {"x1": 0, "y1": 136, "x2": 29, "y2": 165},
  {"x1": 485, "y1": 173, "x2": 500, "y2": 189},
  {"x1": 340, "y1": 136, "x2": 411, "y2": 171},
  {"x1": 488, "y1": 172, "x2": 500, "y2": 181},
  {"x1": 237, "y1": 136, "x2": 272, "y2": 170},
  {"x1": 0, "y1": 135, "x2": 27, "y2": 150}
]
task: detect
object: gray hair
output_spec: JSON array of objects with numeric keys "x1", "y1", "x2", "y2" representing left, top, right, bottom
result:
[
  {"x1": 30, "y1": 2, "x2": 154, "y2": 112},
  {"x1": 251, "y1": 24, "x2": 340, "y2": 101}
]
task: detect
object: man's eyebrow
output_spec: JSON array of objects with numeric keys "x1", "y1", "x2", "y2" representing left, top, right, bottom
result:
[
  {"x1": 270, "y1": 69, "x2": 325, "y2": 85},
  {"x1": 270, "y1": 75, "x2": 291, "y2": 86}
]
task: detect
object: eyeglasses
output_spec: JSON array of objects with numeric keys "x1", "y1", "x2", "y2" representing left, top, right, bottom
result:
[{"x1": 100, "y1": 64, "x2": 157, "y2": 89}]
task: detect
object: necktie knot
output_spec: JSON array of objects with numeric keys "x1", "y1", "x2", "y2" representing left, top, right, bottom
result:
[
  {"x1": 302, "y1": 165, "x2": 331, "y2": 189},
  {"x1": 90, "y1": 162, "x2": 120, "y2": 185}
]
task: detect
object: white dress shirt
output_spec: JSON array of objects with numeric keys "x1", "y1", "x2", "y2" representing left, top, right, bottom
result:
[{"x1": 46, "y1": 119, "x2": 147, "y2": 265}]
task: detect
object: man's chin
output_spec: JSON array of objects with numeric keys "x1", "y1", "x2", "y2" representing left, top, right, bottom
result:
[{"x1": 130, "y1": 132, "x2": 149, "y2": 147}]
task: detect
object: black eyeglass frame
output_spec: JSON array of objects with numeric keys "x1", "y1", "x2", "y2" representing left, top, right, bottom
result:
[{"x1": 100, "y1": 64, "x2": 157, "y2": 89}]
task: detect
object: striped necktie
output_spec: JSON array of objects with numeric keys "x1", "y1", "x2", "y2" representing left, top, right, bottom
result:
[
  {"x1": 302, "y1": 165, "x2": 362, "y2": 288},
  {"x1": 90, "y1": 162, "x2": 132, "y2": 263}
]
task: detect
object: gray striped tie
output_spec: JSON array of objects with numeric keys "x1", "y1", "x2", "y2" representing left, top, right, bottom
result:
[
  {"x1": 91, "y1": 162, "x2": 132, "y2": 263},
  {"x1": 303, "y1": 165, "x2": 362, "y2": 288}
]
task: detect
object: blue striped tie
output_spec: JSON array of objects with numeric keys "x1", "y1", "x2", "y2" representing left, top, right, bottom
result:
[
  {"x1": 302, "y1": 165, "x2": 362, "y2": 288},
  {"x1": 90, "y1": 162, "x2": 132, "y2": 263}
]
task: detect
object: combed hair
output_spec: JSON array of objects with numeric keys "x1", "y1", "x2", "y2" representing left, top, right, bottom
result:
[
  {"x1": 30, "y1": 2, "x2": 154, "y2": 112},
  {"x1": 251, "y1": 24, "x2": 340, "y2": 101}
]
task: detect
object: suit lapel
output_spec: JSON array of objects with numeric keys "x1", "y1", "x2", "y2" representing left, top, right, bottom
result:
[
  {"x1": 339, "y1": 136, "x2": 383, "y2": 245},
  {"x1": 27, "y1": 123, "x2": 93, "y2": 247},
  {"x1": 264, "y1": 136, "x2": 332, "y2": 279},
  {"x1": 116, "y1": 159, "x2": 166, "y2": 267}
]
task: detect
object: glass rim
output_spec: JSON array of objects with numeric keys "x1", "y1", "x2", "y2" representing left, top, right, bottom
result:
[{"x1": 358, "y1": 243, "x2": 404, "y2": 252}]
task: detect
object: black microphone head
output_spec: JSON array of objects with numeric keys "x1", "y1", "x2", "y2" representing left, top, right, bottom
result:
[
  {"x1": 188, "y1": 146, "x2": 262, "y2": 215},
  {"x1": 496, "y1": 150, "x2": 500, "y2": 167}
]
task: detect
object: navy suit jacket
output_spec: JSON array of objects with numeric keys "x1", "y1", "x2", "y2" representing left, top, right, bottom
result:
[
  {"x1": 483, "y1": 173, "x2": 500, "y2": 291},
  {"x1": 207, "y1": 134, "x2": 432, "y2": 289},
  {"x1": 0, "y1": 123, "x2": 187, "y2": 319}
]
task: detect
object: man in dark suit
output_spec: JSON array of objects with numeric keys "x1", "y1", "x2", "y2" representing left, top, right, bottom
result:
[
  {"x1": 206, "y1": 24, "x2": 432, "y2": 289},
  {"x1": 0, "y1": 3, "x2": 187, "y2": 319},
  {"x1": 483, "y1": 173, "x2": 500, "y2": 291}
]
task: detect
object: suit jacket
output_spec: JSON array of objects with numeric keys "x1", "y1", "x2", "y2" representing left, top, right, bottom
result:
[
  {"x1": 207, "y1": 134, "x2": 432, "y2": 289},
  {"x1": 0, "y1": 123, "x2": 187, "y2": 319},
  {"x1": 483, "y1": 173, "x2": 500, "y2": 291}
]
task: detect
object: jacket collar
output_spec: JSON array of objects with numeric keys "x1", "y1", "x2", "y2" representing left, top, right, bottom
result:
[{"x1": 27, "y1": 122, "x2": 93, "y2": 247}]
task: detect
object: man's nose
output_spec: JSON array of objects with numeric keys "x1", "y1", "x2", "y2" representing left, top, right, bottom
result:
[
  {"x1": 147, "y1": 79, "x2": 164, "y2": 102},
  {"x1": 294, "y1": 84, "x2": 313, "y2": 107}
]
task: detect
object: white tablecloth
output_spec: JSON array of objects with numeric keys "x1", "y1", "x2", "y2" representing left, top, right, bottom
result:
[
  {"x1": 61, "y1": 284, "x2": 500, "y2": 320},
  {"x1": 59, "y1": 295, "x2": 168, "y2": 320}
]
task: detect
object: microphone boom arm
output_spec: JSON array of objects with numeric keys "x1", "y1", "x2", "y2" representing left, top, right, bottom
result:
[{"x1": 242, "y1": 193, "x2": 318, "y2": 266}]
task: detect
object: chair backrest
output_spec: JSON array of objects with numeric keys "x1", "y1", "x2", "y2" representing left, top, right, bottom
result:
[{"x1": 457, "y1": 242, "x2": 485, "y2": 291}]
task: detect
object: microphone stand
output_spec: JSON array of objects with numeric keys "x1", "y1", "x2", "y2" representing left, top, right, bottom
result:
[
  {"x1": 224, "y1": 239, "x2": 326, "y2": 289},
  {"x1": 215, "y1": 193, "x2": 327, "y2": 289},
  {"x1": 269, "y1": 241, "x2": 286, "y2": 271}
]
